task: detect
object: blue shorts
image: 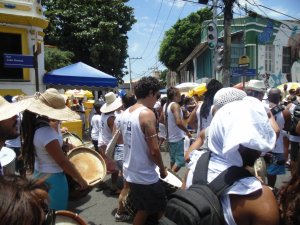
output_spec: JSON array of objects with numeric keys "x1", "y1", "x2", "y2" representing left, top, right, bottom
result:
[
  {"x1": 169, "y1": 139, "x2": 185, "y2": 167},
  {"x1": 266, "y1": 153, "x2": 286, "y2": 175},
  {"x1": 128, "y1": 181, "x2": 167, "y2": 213},
  {"x1": 34, "y1": 171, "x2": 68, "y2": 210}
]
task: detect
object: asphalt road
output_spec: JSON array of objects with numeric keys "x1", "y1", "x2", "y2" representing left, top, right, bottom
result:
[{"x1": 67, "y1": 150, "x2": 291, "y2": 225}]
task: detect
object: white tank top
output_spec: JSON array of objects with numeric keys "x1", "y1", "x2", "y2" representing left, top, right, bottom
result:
[
  {"x1": 165, "y1": 102, "x2": 184, "y2": 142},
  {"x1": 99, "y1": 112, "x2": 114, "y2": 146},
  {"x1": 272, "y1": 110, "x2": 285, "y2": 153},
  {"x1": 121, "y1": 106, "x2": 159, "y2": 184}
]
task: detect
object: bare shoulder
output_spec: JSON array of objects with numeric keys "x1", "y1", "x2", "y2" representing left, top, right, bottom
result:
[{"x1": 230, "y1": 185, "x2": 280, "y2": 225}]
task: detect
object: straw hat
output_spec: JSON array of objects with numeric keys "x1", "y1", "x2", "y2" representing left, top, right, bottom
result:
[
  {"x1": 27, "y1": 88, "x2": 80, "y2": 121},
  {"x1": 245, "y1": 80, "x2": 266, "y2": 93},
  {"x1": 100, "y1": 92, "x2": 123, "y2": 113},
  {"x1": 0, "y1": 96, "x2": 31, "y2": 121}
]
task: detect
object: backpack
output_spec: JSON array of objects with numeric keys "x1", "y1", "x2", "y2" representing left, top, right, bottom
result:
[
  {"x1": 158, "y1": 151, "x2": 252, "y2": 225},
  {"x1": 290, "y1": 103, "x2": 300, "y2": 136}
]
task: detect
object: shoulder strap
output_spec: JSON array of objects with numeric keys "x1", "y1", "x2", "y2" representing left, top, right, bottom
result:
[
  {"x1": 208, "y1": 166, "x2": 252, "y2": 196},
  {"x1": 192, "y1": 151, "x2": 253, "y2": 196},
  {"x1": 192, "y1": 151, "x2": 210, "y2": 185}
]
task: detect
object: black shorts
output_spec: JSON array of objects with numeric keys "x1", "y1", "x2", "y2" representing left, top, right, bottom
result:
[
  {"x1": 290, "y1": 141, "x2": 299, "y2": 161},
  {"x1": 128, "y1": 180, "x2": 167, "y2": 213}
]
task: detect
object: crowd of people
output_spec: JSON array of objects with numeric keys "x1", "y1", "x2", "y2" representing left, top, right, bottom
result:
[{"x1": 0, "y1": 77, "x2": 299, "y2": 225}]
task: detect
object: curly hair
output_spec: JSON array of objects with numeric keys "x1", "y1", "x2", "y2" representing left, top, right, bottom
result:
[
  {"x1": 134, "y1": 77, "x2": 160, "y2": 99},
  {"x1": 0, "y1": 175, "x2": 49, "y2": 225},
  {"x1": 279, "y1": 155, "x2": 300, "y2": 225},
  {"x1": 200, "y1": 79, "x2": 223, "y2": 120}
]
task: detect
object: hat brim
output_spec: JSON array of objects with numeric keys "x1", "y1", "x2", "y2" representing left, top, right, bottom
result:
[
  {"x1": 27, "y1": 98, "x2": 80, "y2": 121},
  {"x1": 100, "y1": 98, "x2": 123, "y2": 113},
  {"x1": 244, "y1": 87, "x2": 266, "y2": 93},
  {"x1": 0, "y1": 98, "x2": 31, "y2": 121}
]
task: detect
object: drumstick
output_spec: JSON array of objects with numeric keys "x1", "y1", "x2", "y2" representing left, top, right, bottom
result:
[{"x1": 88, "y1": 177, "x2": 102, "y2": 186}]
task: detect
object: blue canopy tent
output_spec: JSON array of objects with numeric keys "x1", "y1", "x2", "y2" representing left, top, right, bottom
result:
[{"x1": 43, "y1": 62, "x2": 117, "y2": 88}]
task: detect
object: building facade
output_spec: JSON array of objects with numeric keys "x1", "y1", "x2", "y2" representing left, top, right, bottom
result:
[
  {"x1": 0, "y1": 0, "x2": 48, "y2": 99},
  {"x1": 178, "y1": 14, "x2": 300, "y2": 87}
]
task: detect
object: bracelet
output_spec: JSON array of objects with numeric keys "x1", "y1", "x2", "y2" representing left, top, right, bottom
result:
[{"x1": 145, "y1": 134, "x2": 158, "y2": 139}]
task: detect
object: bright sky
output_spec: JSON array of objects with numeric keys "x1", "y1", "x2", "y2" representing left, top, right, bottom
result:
[{"x1": 123, "y1": 0, "x2": 300, "y2": 82}]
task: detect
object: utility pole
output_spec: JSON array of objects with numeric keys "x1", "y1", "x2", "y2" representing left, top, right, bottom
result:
[
  {"x1": 222, "y1": 0, "x2": 235, "y2": 87},
  {"x1": 212, "y1": 0, "x2": 218, "y2": 79},
  {"x1": 128, "y1": 57, "x2": 142, "y2": 92}
]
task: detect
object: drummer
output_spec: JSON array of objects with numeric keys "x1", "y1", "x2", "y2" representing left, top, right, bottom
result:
[
  {"x1": 0, "y1": 96, "x2": 30, "y2": 175},
  {"x1": 21, "y1": 88, "x2": 88, "y2": 210}
]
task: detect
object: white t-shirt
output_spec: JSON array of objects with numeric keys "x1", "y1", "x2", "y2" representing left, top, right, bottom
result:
[
  {"x1": 34, "y1": 126, "x2": 63, "y2": 173},
  {"x1": 121, "y1": 106, "x2": 159, "y2": 184},
  {"x1": 90, "y1": 114, "x2": 101, "y2": 141}
]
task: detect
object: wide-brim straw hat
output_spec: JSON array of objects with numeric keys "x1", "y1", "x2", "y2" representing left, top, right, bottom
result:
[
  {"x1": 100, "y1": 92, "x2": 123, "y2": 113},
  {"x1": 0, "y1": 96, "x2": 31, "y2": 121},
  {"x1": 27, "y1": 88, "x2": 80, "y2": 121},
  {"x1": 245, "y1": 80, "x2": 266, "y2": 93}
]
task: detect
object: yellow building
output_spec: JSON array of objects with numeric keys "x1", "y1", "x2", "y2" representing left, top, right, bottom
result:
[{"x1": 0, "y1": 0, "x2": 48, "y2": 98}]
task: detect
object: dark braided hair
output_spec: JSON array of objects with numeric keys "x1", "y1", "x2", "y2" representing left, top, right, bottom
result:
[
  {"x1": 21, "y1": 110, "x2": 40, "y2": 172},
  {"x1": 200, "y1": 79, "x2": 223, "y2": 120}
]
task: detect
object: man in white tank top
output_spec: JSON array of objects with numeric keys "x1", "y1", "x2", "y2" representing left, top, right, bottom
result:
[
  {"x1": 164, "y1": 87, "x2": 191, "y2": 173},
  {"x1": 266, "y1": 88, "x2": 291, "y2": 188},
  {"x1": 121, "y1": 77, "x2": 167, "y2": 225}
]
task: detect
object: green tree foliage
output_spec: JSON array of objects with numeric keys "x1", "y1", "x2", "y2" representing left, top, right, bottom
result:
[
  {"x1": 159, "y1": 8, "x2": 212, "y2": 71},
  {"x1": 42, "y1": 0, "x2": 136, "y2": 82},
  {"x1": 44, "y1": 46, "x2": 74, "y2": 72},
  {"x1": 159, "y1": 69, "x2": 168, "y2": 87}
]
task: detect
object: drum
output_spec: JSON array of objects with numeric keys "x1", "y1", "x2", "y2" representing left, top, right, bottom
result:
[
  {"x1": 0, "y1": 147, "x2": 16, "y2": 175},
  {"x1": 63, "y1": 132, "x2": 84, "y2": 147},
  {"x1": 156, "y1": 168, "x2": 182, "y2": 199},
  {"x1": 67, "y1": 147, "x2": 107, "y2": 200},
  {"x1": 55, "y1": 210, "x2": 87, "y2": 225}
]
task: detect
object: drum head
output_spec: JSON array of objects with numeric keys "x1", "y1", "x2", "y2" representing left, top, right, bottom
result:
[
  {"x1": 0, "y1": 147, "x2": 16, "y2": 167},
  {"x1": 55, "y1": 210, "x2": 87, "y2": 225},
  {"x1": 67, "y1": 147, "x2": 106, "y2": 185},
  {"x1": 63, "y1": 133, "x2": 83, "y2": 147},
  {"x1": 155, "y1": 167, "x2": 182, "y2": 188}
]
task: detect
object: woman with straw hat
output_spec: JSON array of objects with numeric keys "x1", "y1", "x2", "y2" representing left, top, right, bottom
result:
[{"x1": 21, "y1": 88, "x2": 88, "y2": 210}]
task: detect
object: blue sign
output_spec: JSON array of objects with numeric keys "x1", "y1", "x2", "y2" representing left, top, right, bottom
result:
[
  {"x1": 231, "y1": 67, "x2": 256, "y2": 77},
  {"x1": 3, "y1": 54, "x2": 34, "y2": 68}
]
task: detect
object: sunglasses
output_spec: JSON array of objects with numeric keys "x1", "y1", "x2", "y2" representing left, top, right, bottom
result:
[{"x1": 43, "y1": 209, "x2": 55, "y2": 225}]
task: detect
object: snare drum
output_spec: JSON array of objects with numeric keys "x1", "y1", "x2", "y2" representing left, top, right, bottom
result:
[
  {"x1": 55, "y1": 210, "x2": 87, "y2": 225},
  {"x1": 63, "y1": 132, "x2": 84, "y2": 147},
  {"x1": 67, "y1": 147, "x2": 107, "y2": 200},
  {"x1": 0, "y1": 147, "x2": 16, "y2": 175},
  {"x1": 156, "y1": 168, "x2": 182, "y2": 199}
]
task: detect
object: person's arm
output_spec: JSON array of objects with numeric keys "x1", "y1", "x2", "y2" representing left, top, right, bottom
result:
[
  {"x1": 45, "y1": 140, "x2": 88, "y2": 189},
  {"x1": 184, "y1": 129, "x2": 205, "y2": 162},
  {"x1": 230, "y1": 185, "x2": 280, "y2": 225},
  {"x1": 172, "y1": 103, "x2": 192, "y2": 138},
  {"x1": 140, "y1": 109, "x2": 167, "y2": 178},
  {"x1": 187, "y1": 104, "x2": 199, "y2": 129}
]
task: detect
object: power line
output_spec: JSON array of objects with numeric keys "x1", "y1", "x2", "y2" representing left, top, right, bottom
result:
[
  {"x1": 140, "y1": 0, "x2": 164, "y2": 57},
  {"x1": 145, "y1": 0, "x2": 176, "y2": 59},
  {"x1": 244, "y1": 0, "x2": 300, "y2": 22}
]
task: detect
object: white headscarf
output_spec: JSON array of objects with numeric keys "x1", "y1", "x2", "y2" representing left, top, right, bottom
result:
[{"x1": 208, "y1": 96, "x2": 276, "y2": 167}]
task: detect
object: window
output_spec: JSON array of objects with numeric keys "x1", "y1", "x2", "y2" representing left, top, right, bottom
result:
[
  {"x1": 282, "y1": 47, "x2": 291, "y2": 73},
  {"x1": 0, "y1": 32, "x2": 23, "y2": 80},
  {"x1": 265, "y1": 45, "x2": 275, "y2": 73}
]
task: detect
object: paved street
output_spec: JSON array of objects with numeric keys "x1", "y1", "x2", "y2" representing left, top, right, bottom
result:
[{"x1": 67, "y1": 150, "x2": 291, "y2": 225}]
